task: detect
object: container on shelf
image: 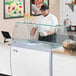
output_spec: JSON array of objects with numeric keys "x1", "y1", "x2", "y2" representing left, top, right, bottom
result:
[
  {"x1": 64, "y1": 14, "x2": 71, "y2": 31},
  {"x1": 69, "y1": 25, "x2": 76, "y2": 31}
]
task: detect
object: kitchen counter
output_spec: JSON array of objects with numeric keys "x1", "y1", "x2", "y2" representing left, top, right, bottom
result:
[
  {"x1": 11, "y1": 40, "x2": 53, "y2": 76},
  {"x1": 0, "y1": 41, "x2": 11, "y2": 46},
  {"x1": 0, "y1": 42, "x2": 11, "y2": 75},
  {"x1": 52, "y1": 43, "x2": 76, "y2": 76},
  {"x1": 52, "y1": 49, "x2": 76, "y2": 76},
  {"x1": 52, "y1": 49, "x2": 76, "y2": 56}
]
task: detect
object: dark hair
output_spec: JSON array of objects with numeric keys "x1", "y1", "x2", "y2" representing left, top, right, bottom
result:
[{"x1": 40, "y1": 4, "x2": 49, "y2": 11}]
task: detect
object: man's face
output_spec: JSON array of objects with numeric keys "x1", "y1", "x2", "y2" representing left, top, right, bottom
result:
[{"x1": 41, "y1": 10, "x2": 49, "y2": 16}]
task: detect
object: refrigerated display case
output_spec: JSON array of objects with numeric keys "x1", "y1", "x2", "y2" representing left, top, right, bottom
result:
[{"x1": 10, "y1": 22, "x2": 69, "y2": 76}]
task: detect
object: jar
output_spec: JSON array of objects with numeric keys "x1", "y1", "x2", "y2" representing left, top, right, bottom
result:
[{"x1": 64, "y1": 15, "x2": 71, "y2": 31}]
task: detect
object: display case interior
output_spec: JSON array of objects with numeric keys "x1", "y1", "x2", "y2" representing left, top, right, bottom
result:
[{"x1": 12, "y1": 22, "x2": 70, "y2": 50}]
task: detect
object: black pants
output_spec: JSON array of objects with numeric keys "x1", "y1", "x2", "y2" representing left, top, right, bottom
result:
[{"x1": 38, "y1": 33, "x2": 56, "y2": 42}]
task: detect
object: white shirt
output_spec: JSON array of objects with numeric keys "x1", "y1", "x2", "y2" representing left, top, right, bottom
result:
[{"x1": 34, "y1": 14, "x2": 58, "y2": 33}]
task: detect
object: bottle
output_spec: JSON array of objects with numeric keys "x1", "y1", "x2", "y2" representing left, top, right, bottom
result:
[{"x1": 64, "y1": 14, "x2": 71, "y2": 31}]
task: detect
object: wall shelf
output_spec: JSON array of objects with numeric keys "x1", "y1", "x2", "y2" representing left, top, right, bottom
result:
[{"x1": 65, "y1": 3, "x2": 76, "y2": 12}]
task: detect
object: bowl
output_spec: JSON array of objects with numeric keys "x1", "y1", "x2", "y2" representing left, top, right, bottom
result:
[{"x1": 62, "y1": 40, "x2": 76, "y2": 52}]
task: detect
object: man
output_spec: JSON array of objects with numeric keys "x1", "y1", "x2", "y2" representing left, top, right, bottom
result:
[{"x1": 30, "y1": 4, "x2": 58, "y2": 42}]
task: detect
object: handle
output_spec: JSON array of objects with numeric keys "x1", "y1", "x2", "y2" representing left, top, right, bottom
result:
[{"x1": 13, "y1": 49, "x2": 18, "y2": 53}]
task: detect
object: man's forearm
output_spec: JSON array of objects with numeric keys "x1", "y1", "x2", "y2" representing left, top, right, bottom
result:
[
  {"x1": 47, "y1": 31, "x2": 55, "y2": 36},
  {"x1": 47, "y1": 28, "x2": 58, "y2": 35},
  {"x1": 30, "y1": 28, "x2": 37, "y2": 36}
]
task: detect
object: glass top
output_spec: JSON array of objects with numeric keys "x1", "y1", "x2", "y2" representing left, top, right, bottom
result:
[{"x1": 12, "y1": 21, "x2": 71, "y2": 49}]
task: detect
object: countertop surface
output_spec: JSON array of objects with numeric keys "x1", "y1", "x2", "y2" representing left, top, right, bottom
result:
[
  {"x1": 0, "y1": 42, "x2": 11, "y2": 46},
  {"x1": 1, "y1": 40, "x2": 76, "y2": 56},
  {"x1": 52, "y1": 49, "x2": 76, "y2": 56},
  {"x1": 11, "y1": 40, "x2": 51, "y2": 52}
]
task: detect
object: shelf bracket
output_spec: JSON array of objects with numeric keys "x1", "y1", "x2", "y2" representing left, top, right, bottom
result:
[
  {"x1": 65, "y1": 3, "x2": 74, "y2": 12},
  {"x1": 68, "y1": 4, "x2": 74, "y2": 12}
]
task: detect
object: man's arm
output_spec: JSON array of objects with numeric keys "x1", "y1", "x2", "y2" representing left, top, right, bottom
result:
[
  {"x1": 47, "y1": 30, "x2": 55, "y2": 35},
  {"x1": 40, "y1": 30, "x2": 55, "y2": 36},
  {"x1": 30, "y1": 27, "x2": 37, "y2": 38},
  {"x1": 46, "y1": 15, "x2": 58, "y2": 35},
  {"x1": 47, "y1": 27, "x2": 58, "y2": 35},
  {"x1": 40, "y1": 27, "x2": 58, "y2": 36}
]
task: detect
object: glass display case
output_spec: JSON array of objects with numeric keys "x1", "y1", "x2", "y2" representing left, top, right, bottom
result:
[
  {"x1": 11, "y1": 22, "x2": 70, "y2": 76},
  {"x1": 11, "y1": 22, "x2": 69, "y2": 50}
]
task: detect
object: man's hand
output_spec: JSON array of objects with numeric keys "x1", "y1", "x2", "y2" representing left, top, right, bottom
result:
[
  {"x1": 30, "y1": 35, "x2": 34, "y2": 40},
  {"x1": 40, "y1": 32, "x2": 47, "y2": 36}
]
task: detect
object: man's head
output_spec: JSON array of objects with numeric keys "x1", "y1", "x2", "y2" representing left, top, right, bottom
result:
[{"x1": 40, "y1": 4, "x2": 49, "y2": 16}]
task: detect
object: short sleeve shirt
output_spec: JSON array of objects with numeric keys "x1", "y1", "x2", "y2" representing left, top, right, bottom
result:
[{"x1": 34, "y1": 14, "x2": 58, "y2": 33}]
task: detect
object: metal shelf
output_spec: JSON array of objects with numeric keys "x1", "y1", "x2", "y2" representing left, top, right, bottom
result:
[{"x1": 65, "y1": 3, "x2": 76, "y2": 12}]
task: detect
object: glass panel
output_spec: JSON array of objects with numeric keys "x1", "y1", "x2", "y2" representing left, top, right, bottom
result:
[{"x1": 12, "y1": 22, "x2": 69, "y2": 49}]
